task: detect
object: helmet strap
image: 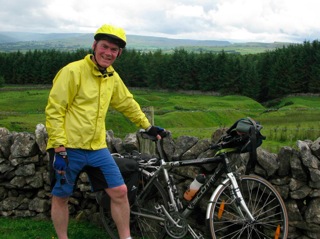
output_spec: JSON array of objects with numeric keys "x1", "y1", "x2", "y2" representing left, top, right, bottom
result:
[{"x1": 92, "y1": 42, "x2": 107, "y2": 73}]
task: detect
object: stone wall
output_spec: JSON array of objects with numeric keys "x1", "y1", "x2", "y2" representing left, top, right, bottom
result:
[{"x1": 0, "y1": 124, "x2": 320, "y2": 239}]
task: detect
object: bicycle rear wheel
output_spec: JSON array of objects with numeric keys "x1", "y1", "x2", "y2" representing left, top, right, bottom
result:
[
  {"x1": 99, "y1": 175, "x2": 169, "y2": 239},
  {"x1": 98, "y1": 192, "x2": 118, "y2": 239},
  {"x1": 208, "y1": 174, "x2": 288, "y2": 239},
  {"x1": 131, "y1": 177, "x2": 169, "y2": 239}
]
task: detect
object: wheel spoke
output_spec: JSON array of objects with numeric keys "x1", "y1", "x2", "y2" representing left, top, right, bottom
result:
[{"x1": 209, "y1": 175, "x2": 288, "y2": 239}]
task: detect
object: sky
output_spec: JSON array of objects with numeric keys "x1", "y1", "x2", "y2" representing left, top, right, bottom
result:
[{"x1": 0, "y1": 0, "x2": 319, "y2": 43}]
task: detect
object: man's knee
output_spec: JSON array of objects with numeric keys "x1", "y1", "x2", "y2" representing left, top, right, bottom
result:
[
  {"x1": 52, "y1": 195, "x2": 69, "y2": 207},
  {"x1": 106, "y1": 184, "x2": 128, "y2": 201}
]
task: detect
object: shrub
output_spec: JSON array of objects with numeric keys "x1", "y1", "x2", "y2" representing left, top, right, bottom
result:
[{"x1": 0, "y1": 75, "x2": 5, "y2": 87}]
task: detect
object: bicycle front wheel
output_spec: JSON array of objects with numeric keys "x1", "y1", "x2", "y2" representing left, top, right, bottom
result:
[{"x1": 208, "y1": 174, "x2": 288, "y2": 239}]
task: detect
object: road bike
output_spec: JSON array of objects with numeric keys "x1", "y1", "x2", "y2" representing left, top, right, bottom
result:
[{"x1": 97, "y1": 130, "x2": 288, "y2": 239}]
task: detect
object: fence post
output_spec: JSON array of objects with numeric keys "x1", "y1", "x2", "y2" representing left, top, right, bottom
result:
[{"x1": 140, "y1": 106, "x2": 156, "y2": 155}]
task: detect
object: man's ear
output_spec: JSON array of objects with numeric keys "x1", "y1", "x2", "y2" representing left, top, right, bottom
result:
[
  {"x1": 117, "y1": 48, "x2": 123, "y2": 57},
  {"x1": 92, "y1": 41, "x2": 97, "y2": 50}
]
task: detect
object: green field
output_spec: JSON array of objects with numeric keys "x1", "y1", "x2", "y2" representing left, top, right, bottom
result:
[
  {"x1": 0, "y1": 217, "x2": 107, "y2": 239},
  {"x1": 0, "y1": 87, "x2": 319, "y2": 153}
]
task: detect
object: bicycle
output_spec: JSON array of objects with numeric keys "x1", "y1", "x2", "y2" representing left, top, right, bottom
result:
[{"x1": 97, "y1": 130, "x2": 289, "y2": 239}]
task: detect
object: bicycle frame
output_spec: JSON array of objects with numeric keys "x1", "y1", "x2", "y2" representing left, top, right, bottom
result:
[
  {"x1": 99, "y1": 132, "x2": 288, "y2": 239},
  {"x1": 131, "y1": 139, "x2": 256, "y2": 234}
]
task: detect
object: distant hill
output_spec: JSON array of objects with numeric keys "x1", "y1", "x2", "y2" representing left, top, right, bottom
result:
[
  {"x1": 0, "y1": 32, "x2": 294, "y2": 54},
  {"x1": 0, "y1": 32, "x2": 87, "y2": 43}
]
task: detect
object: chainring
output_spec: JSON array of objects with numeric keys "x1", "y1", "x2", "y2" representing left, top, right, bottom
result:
[{"x1": 164, "y1": 211, "x2": 188, "y2": 238}]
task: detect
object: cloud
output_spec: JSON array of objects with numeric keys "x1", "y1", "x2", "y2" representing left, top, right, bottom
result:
[
  {"x1": 207, "y1": 0, "x2": 319, "y2": 42},
  {"x1": 0, "y1": 0, "x2": 319, "y2": 42}
]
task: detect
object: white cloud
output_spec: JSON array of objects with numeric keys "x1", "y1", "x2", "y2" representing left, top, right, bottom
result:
[
  {"x1": 167, "y1": 4, "x2": 206, "y2": 18},
  {"x1": 0, "y1": 0, "x2": 319, "y2": 42},
  {"x1": 206, "y1": 0, "x2": 320, "y2": 42}
]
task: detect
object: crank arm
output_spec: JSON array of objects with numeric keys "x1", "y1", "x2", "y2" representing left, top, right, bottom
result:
[{"x1": 160, "y1": 205, "x2": 184, "y2": 228}]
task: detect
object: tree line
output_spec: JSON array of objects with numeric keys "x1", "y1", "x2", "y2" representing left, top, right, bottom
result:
[{"x1": 0, "y1": 40, "x2": 320, "y2": 102}]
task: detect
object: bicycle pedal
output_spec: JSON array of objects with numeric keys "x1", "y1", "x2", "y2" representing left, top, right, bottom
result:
[{"x1": 154, "y1": 204, "x2": 163, "y2": 214}]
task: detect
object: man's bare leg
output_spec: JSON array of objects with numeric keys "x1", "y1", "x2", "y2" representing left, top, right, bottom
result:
[
  {"x1": 51, "y1": 195, "x2": 69, "y2": 239},
  {"x1": 106, "y1": 184, "x2": 131, "y2": 239}
]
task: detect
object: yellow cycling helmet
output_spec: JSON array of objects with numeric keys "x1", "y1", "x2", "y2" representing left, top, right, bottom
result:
[{"x1": 94, "y1": 24, "x2": 126, "y2": 48}]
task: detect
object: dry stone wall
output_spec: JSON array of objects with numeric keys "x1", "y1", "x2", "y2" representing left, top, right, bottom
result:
[{"x1": 0, "y1": 124, "x2": 320, "y2": 238}]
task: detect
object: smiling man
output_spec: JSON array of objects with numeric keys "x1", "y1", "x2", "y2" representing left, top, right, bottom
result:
[{"x1": 45, "y1": 24, "x2": 165, "y2": 239}]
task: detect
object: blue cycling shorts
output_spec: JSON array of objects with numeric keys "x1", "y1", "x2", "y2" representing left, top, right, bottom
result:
[{"x1": 51, "y1": 148, "x2": 124, "y2": 198}]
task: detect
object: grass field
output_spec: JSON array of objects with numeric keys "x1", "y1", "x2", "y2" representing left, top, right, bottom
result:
[
  {"x1": 0, "y1": 87, "x2": 319, "y2": 153},
  {"x1": 0, "y1": 217, "x2": 107, "y2": 239}
]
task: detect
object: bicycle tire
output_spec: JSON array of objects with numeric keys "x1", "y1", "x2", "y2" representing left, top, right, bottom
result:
[
  {"x1": 208, "y1": 174, "x2": 288, "y2": 239},
  {"x1": 131, "y1": 176, "x2": 169, "y2": 239},
  {"x1": 99, "y1": 175, "x2": 169, "y2": 239}
]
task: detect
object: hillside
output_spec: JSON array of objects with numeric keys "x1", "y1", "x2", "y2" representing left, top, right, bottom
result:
[
  {"x1": 1, "y1": 86, "x2": 319, "y2": 153},
  {"x1": 0, "y1": 31, "x2": 293, "y2": 54}
]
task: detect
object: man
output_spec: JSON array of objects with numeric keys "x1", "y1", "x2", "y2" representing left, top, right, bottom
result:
[{"x1": 46, "y1": 24, "x2": 164, "y2": 239}]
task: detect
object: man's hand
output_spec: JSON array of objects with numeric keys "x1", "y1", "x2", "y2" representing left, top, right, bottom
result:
[
  {"x1": 146, "y1": 126, "x2": 166, "y2": 139},
  {"x1": 53, "y1": 147, "x2": 69, "y2": 173}
]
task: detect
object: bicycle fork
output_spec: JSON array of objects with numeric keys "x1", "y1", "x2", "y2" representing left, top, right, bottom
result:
[{"x1": 227, "y1": 173, "x2": 255, "y2": 221}]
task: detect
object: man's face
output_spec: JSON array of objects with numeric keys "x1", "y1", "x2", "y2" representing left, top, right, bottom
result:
[{"x1": 92, "y1": 40, "x2": 121, "y2": 68}]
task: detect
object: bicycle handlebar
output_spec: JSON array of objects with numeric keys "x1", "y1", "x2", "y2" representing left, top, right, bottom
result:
[
  {"x1": 209, "y1": 143, "x2": 222, "y2": 150},
  {"x1": 139, "y1": 129, "x2": 171, "y2": 141}
]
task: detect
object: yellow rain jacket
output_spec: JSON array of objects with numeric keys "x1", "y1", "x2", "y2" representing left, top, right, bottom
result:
[{"x1": 45, "y1": 54, "x2": 151, "y2": 150}]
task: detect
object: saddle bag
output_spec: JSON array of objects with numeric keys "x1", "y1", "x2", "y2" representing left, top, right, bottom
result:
[
  {"x1": 96, "y1": 153, "x2": 140, "y2": 209},
  {"x1": 218, "y1": 117, "x2": 266, "y2": 174}
]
